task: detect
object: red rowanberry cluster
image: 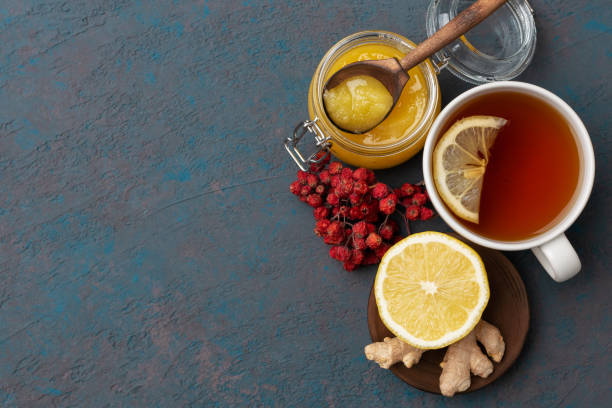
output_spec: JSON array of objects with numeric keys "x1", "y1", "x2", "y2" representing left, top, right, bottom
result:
[{"x1": 290, "y1": 157, "x2": 436, "y2": 271}]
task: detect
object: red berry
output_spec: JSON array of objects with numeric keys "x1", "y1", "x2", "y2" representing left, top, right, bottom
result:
[
  {"x1": 353, "y1": 221, "x2": 368, "y2": 239},
  {"x1": 299, "y1": 195, "x2": 308, "y2": 203},
  {"x1": 324, "y1": 234, "x2": 344, "y2": 245},
  {"x1": 309, "y1": 151, "x2": 330, "y2": 173},
  {"x1": 379, "y1": 223, "x2": 394, "y2": 240},
  {"x1": 343, "y1": 261, "x2": 357, "y2": 271},
  {"x1": 366, "y1": 223, "x2": 376, "y2": 234},
  {"x1": 359, "y1": 201, "x2": 379, "y2": 222},
  {"x1": 326, "y1": 193, "x2": 340, "y2": 206},
  {"x1": 365, "y1": 169, "x2": 376, "y2": 184},
  {"x1": 338, "y1": 247, "x2": 352, "y2": 262},
  {"x1": 372, "y1": 182, "x2": 389, "y2": 199},
  {"x1": 306, "y1": 174, "x2": 319, "y2": 189},
  {"x1": 353, "y1": 237, "x2": 367, "y2": 250},
  {"x1": 349, "y1": 192, "x2": 363, "y2": 206},
  {"x1": 317, "y1": 151, "x2": 331, "y2": 165},
  {"x1": 375, "y1": 243, "x2": 391, "y2": 258},
  {"x1": 300, "y1": 185, "x2": 312, "y2": 196},
  {"x1": 352, "y1": 168, "x2": 369, "y2": 181},
  {"x1": 337, "y1": 178, "x2": 353, "y2": 198},
  {"x1": 329, "y1": 162, "x2": 343, "y2": 175},
  {"x1": 324, "y1": 221, "x2": 346, "y2": 244},
  {"x1": 366, "y1": 233, "x2": 383, "y2": 250},
  {"x1": 420, "y1": 207, "x2": 435, "y2": 220},
  {"x1": 351, "y1": 249, "x2": 365, "y2": 265},
  {"x1": 314, "y1": 219, "x2": 331, "y2": 236},
  {"x1": 352, "y1": 180, "x2": 368, "y2": 196},
  {"x1": 290, "y1": 180, "x2": 301, "y2": 195},
  {"x1": 412, "y1": 193, "x2": 427, "y2": 206},
  {"x1": 405, "y1": 205, "x2": 420, "y2": 221},
  {"x1": 314, "y1": 206, "x2": 330, "y2": 220},
  {"x1": 340, "y1": 167, "x2": 353, "y2": 180},
  {"x1": 315, "y1": 184, "x2": 326, "y2": 195},
  {"x1": 297, "y1": 170, "x2": 308, "y2": 184},
  {"x1": 326, "y1": 221, "x2": 344, "y2": 237},
  {"x1": 329, "y1": 246, "x2": 338, "y2": 258},
  {"x1": 306, "y1": 194, "x2": 323, "y2": 208},
  {"x1": 330, "y1": 174, "x2": 341, "y2": 188},
  {"x1": 349, "y1": 206, "x2": 363, "y2": 220},
  {"x1": 358, "y1": 202, "x2": 371, "y2": 219},
  {"x1": 379, "y1": 193, "x2": 398, "y2": 215},
  {"x1": 330, "y1": 246, "x2": 351, "y2": 262},
  {"x1": 309, "y1": 163, "x2": 321, "y2": 173},
  {"x1": 309, "y1": 162, "x2": 321, "y2": 173},
  {"x1": 319, "y1": 170, "x2": 331, "y2": 185},
  {"x1": 337, "y1": 205, "x2": 349, "y2": 217},
  {"x1": 399, "y1": 183, "x2": 416, "y2": 197},
  {"x1": 329, "y1": 246, "x2": 340, "y2": 259}
]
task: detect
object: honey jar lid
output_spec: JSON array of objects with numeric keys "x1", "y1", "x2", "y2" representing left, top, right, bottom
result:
[{"x1": 426, "y1": 0, "x2": 536, "y2": 84}]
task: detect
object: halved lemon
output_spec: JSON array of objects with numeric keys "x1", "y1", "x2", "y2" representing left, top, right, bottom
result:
[
  {"x1": 374, "y1": 231, "x2": 489, "y2": 349},
  {"x1": 432, "y1": 115, "x2": 507, "y2": 223}
]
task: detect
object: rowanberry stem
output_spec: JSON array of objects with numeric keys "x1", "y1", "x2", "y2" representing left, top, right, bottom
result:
[
  {"x1": 379, "y1": 214, "x2": 390, "y2": 233},
  {"x1": 400, "y1": 213, "x2": 412, "y2": 236}
]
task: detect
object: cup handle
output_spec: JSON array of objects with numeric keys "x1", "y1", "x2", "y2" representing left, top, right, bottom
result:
[{"x1": 531, "y1": 233, "x2": 581, "y2": 282}]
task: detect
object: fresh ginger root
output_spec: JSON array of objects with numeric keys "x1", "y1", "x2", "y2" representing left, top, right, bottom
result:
[
  {"x1": 364, "y1": 337, "x2": 424, "y2": 369},
  {"x1": 439, "y1": 320, "x2": 505, "y2": 396},
  {"x1": 364, "y1": 320, "x2": 505, "y2": 397}
]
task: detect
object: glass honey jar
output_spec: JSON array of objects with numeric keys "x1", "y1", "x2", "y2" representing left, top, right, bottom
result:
[{"x1": 286, "y1": 31, "x2": 441, "y2": 170}]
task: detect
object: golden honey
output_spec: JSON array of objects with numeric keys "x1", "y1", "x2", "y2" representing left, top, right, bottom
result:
[
  {"x1": 323, "y1": 74, "x2": 394, "y2": 134},
  {"x1": 325, "y1": 44, "x2": 430, "y2": 146}
]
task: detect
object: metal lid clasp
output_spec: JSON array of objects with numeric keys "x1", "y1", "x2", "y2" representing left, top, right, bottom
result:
[{"x1": 284, "y1": 118, "x2": 331, "y2": 171}]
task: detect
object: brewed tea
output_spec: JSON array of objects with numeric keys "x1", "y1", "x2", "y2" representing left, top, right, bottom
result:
[{"x1": 441, "y1": 91, "x2": 580, "y2": 241}]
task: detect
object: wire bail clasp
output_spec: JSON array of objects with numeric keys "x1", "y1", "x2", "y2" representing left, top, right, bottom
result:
[{"x1": 285, "y1": 118, "x2": 332, "y2": 171}]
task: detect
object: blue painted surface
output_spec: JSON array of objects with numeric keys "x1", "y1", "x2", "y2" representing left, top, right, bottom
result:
[{"x1": 0, "y1": 0, "x2": 610, "y2": 406}]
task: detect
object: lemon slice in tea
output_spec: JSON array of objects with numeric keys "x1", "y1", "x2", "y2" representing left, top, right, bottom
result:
[
  {"x1": 374, "y1": 231, "x2": 489, "y2": 349},
  {"x1": 433, "y1": 115, "x2": 507, "y2": 223}
]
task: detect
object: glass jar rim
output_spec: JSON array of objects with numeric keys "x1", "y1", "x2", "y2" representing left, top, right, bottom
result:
[
  {"x1": 426, "y1": 0, "x2": 537, "y2": 84},
  {"x1": 310, "y1": 30, "x2": 440, "y2": 154}
]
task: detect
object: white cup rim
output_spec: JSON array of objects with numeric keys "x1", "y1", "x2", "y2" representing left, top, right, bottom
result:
[{"x1": 422, "y1": 81, "x2": 595, "y2": 251}]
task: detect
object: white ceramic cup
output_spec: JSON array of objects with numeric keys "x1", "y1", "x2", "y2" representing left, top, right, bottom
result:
[{"x1": 423, "y1": 81, "x2": 595, "y2": 282}]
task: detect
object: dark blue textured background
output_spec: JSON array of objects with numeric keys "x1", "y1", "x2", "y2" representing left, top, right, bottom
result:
[{"x1": 0, "y1": 1, "x2": 610, "y2": 406}]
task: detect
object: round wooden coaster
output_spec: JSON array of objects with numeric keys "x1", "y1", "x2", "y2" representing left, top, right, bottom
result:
[{"x1": 367, "y1": 234, "x2": 530, "y2": 395}]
